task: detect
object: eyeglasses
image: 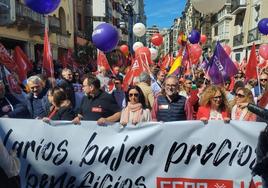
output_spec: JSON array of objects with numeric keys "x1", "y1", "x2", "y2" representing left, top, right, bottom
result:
[
  {"x1": 129, "y1": 93, "x2": 139, "y2": 97},
  {"x1": 213, "y1": 96, "x2": 222, "y2": 101},
  {"x1": 260, "y1": 79, "x2": 268, "y2": 81},
  {"x1": 165, "y1": 84, "x2": 177, "y2": 88},
  {"x1": 114, "y1": 82, "x2": 121, "y2": 85},
  {"x1": 235, "y1": 93, "x2": 245, "y2": 98}
]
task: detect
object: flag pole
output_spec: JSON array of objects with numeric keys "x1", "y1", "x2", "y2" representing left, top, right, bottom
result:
[{"x1": 257, "y1": 66, "x2": 261, "y2": 97}]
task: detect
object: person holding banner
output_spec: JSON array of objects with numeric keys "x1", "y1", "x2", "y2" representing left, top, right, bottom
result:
[
  {"x1": 197, "y1": 85, "x2": 230, "y2": 122},
  {"x1": 151, "y1": 75, "x2": 193, "y2": 121},
  {"x1": 0, "y1": 138, "x2": 20, "y2": 188},
  {"x1": 42, "y1": 87, "x2": 75, "y2": 122},
  {"x1": 120, "y1": 86, "x2": 151, "y2": 126},
  {"x1": 72, "y1": 75, "x2": 121, "y2": 125}
]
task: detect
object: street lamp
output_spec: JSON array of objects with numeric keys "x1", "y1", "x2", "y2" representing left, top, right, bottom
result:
[{"x1": 122, "y1": 0, "x2": 136, "y2": 53}]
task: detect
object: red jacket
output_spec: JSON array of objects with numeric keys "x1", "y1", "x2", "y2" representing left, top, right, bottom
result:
[{"x1": 196, "y1": 105, "x2": 229, "y2": 120}]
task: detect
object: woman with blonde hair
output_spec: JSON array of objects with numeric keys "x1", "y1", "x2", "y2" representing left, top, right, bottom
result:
[
  {"x1": 197, "y1": 85, "x2": 230, "y2": 122},
  {"x1": 231, "y1": 87, "x2": 256, "y2": 121}
]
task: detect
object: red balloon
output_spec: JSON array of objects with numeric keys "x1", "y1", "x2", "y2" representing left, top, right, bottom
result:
[
  {"x1": 189, "y1": 44, "x2": 202, "y2": 64},
  {"x1": 259, "y1": 44, "x2": 268, "y2": 60},
  {"x1": 151, "y1": 33, "x2": 163, "y2": 46},
  {"x1": 200, "y1": 34, "x2": 207, "y2": 44},
  {"x1": 119, "y1": 44, "x2": 129, "y2": 56},
  {"x1": 135, "y1": 47, "x2": 152, "y2": 65},
  {"x1": 223, "y1": 45, "x2": 232, "y2": 56}
]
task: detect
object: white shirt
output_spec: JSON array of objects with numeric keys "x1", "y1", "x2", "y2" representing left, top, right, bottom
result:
[{"x1": 0, "y1": 138, "x2": 20, "y2": 178}]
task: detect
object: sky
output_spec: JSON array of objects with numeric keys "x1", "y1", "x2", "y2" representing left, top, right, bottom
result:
[{"x1": 145, "y1": 0, "x2": 186, "y2": 29}]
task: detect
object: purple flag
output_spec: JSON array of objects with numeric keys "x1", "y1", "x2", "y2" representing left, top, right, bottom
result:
[{"x1": 208, "y1": 42, "x2": 238, "y2": 84}]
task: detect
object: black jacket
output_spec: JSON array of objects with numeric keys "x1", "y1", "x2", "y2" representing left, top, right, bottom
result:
[{"x1": 50, "y1": 106, "x2": 76, "y2": 121}]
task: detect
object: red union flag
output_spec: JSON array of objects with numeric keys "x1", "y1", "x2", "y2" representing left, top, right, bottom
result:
[
  {"x1": 0, "y1": 43, "x2": 19, "y2": 74},
  {"x1": 157, "y1": 177, "x2": 233, "y2": 188},
  {"x1": 42, "y1": 28, "x2": 54, "y2": 77}
]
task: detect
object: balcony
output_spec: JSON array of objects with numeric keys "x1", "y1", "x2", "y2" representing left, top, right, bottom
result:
[
  {"x1": 231, "y1": 0, "x2": 247, "y2": 15},
  {"x1": 233, "y1": 33, "x2": 244, "y2": 47},
  {"x1": 247, "y1": 27, "x2": 261, "y2": 43},
  {"x1": 15, "y1": 1, "x2": 60, "y2": 36},
  {"x1": 16, "y1": 1, "x2": 45, "y2": 28},
  {"x1": 48, "y1": 16, "x2": 60, "y2": 33}
]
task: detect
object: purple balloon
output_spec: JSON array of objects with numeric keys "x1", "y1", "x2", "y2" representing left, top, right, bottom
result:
[
  {"x1": 24, "y1": 0, "x2": 61, "y2": 14},
  {"x1": 258, "y1": 18, "x2": 268, "y2": 35},
  {"x1": 188, "y1": 30, "x2": 201, "y2": 44},
  {"x1": 92, "y1": 23, "x2": 119, "y2": 52}
]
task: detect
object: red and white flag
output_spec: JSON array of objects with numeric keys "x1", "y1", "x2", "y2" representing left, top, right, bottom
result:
[
  {"x1": 42, "y1": 28, "x2": 54, "y2": 77},
  {"x1": 0, "y1": 43, "x2": 19, "y2": 74}
]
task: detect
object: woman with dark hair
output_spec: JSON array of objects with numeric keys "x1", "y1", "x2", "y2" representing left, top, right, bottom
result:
[
  {"x1": 120, "y1": 86, "x2": 151, "y2": 126},
  {"x1": 43, "y1": 87, "x2": 75, "y2": 122}
]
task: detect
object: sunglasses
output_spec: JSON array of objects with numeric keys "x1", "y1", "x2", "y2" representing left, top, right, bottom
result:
[
  {"x1": 213, "y1": 96, "x2": 222, "y2": 101},
  {"x1": 129, "y1": 93, "x2": 139, "y2": 97},
  {"x1": 114, "y1": 82, "x2": 121, "y2": 85},
  {"x1": 260, "y1": 79, "x2": 268, "y2": 81},
  {"x1": 235, "y1": 93, "x2": 245, "y2": 98}
]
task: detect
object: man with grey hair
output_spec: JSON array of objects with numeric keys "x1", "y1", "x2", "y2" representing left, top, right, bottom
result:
[
  {"x1": 58, "y1": 68, "x2": 76, "y2": 107},
  {"x1": 152, "y1": 75, "x2": 193, "y2": 121},
  {"x1": 25, "y1": 75, "x2": 50, "y2": 119},
  {"x1": 137, "y1": 72, "x2": 154, "y2": 109}
]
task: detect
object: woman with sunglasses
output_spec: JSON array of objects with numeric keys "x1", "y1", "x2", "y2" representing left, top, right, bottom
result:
[
  {"x1": 120, "y1": 86, "x2": 151, "y2": 126},
  {"x1": 231, "y1": 87, "x2": 256, "y2": 121},
  {"x1": 197, "y1": 85, "x2": 230, "y2": 122}
]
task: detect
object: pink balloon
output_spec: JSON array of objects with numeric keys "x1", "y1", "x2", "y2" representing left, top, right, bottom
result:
[
  {"x1": 189, "y1": 44, "x2": 202, "y2": 64},
  {"x1": 200, "y1": 34, "x2": 207, "y2": 44},
  {"x1": 223, "y1": 45, "x2": 232, "y2": 56},
  {"x1": 259, "y1": 44, "x2": 268, "y2": 60}
]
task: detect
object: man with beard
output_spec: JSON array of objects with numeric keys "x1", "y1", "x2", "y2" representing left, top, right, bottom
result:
[{"x1": 151, "y1": 76, "x2": 193, "y2": 121}]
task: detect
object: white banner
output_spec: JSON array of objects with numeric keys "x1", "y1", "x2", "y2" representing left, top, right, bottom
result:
[{"x1": 0, "y1": 119, "x2": 266, "y2": 188}]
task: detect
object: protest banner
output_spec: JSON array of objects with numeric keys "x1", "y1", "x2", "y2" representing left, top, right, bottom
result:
[{"x1": 0, "y1": 119, "x2": 265, "y2": 188}]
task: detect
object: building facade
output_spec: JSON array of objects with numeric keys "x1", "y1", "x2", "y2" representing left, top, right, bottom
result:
[{"x1": 0, "y1": 0, "x2": 74, "y2": 62}]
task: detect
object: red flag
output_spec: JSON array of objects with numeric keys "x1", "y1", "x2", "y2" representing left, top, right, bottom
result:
[
  {"x1": 258, "y1": 59, "x2": 268, "y2": 72},
  {"x1": 13, "y1": 47, "x2": 30, "y2": 83},
  {"x1": 97, "y1": 51, "x2": 112, "y2": 71},
  {"x1": 42, "y1": 28, "x2": 54, "y2": 77},
  {"x1": 14, "y1": 46, "x2": 33, "y2": 72},
  {"x1": 4, "y1": 67, "x2": 22, "y2": 94},
  {"x1": 0, "y1": 43, "x2": 19, "y2": 74},
  {"x1": 245, "y1": 43, "x2": 258, "y2": 80},
  {"x1": 122, "y1": 55, "x2": 146, "y2": 91},
  {"x1": 249, "y1": 178, "x2": 256, "y2": 188},
  {"x1": 160, "y1": 53, "x2": 171, "y2": 71}
]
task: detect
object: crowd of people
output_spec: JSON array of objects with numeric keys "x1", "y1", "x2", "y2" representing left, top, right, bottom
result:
[
  {"x1": 1, "y1": 62, "x2": 268, "y2": 187},
  {"x1": 0, "y1": 63, "x2": 268, "y2": 124}
]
